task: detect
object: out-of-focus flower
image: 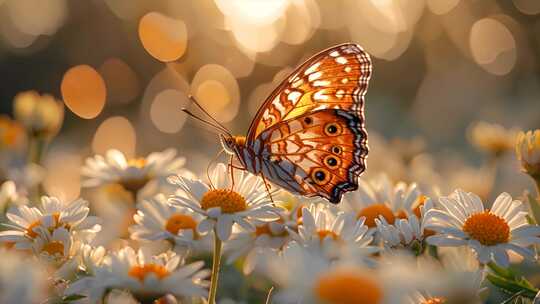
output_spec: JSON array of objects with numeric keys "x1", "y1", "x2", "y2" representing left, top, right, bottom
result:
[
  {"x1": 32, "y1": 227, "x2": 80, "y2": 268},
  {"x1": 224, "y1": 207, "x2": 297, "y2": 274},
  {"x1": 411, "y1": 247, "x2": 485, "y2": 304},
  {"x1": 78, "y1": 244, "x2": 106, "y2": 275},
  {"x1": 0, "y1": 160, "x2": 45, "y2": 194},
  {"x1": 66, "y1": 247, "x2": 209, "y2": 303},
  {"x1": 0, "y1": 115, "x2": 25, "y2": 150},
  {"x1": 169, "y1": 163, "x2": 280, "y2": 241},
  {"x1": 266, "y1": 242, "x2": 426, "y2": 304},
  {"x1": 376, "y1": 213, "x2": 428, "y2": 254},
  {"x1": 82, "y1": 149, "x2": 193, "y2": 201},
  {"x1": 0, "y1": 249, "x2": 49, "y2": 304},
  {"x1": 425, "y1": 190, "x2": 540, "y2": 266},
  {"x1": 13, "y1": 90, "x2": 64, "y2": 140},
  {"x1": 0, "y1": 196, "x2": 101, "y2": 250},
  {"x1": 287, "y1": 203, "x2": 376, "y2": 260},
  {"x1": 515, "y1": 129, "x2": 540, "y2": 181},
  {"x1": 468, "y1": 121, "x2": 519, "y2": 156},
  {"x1": 130, "y1": 194, "x2": 211, "y2": 256},
  {"x1": 0, "y1": 180, "x2": 27, "y2": 212},
  {"x1": 346, "y1": 174, "x2": 423, "y2": 229}
]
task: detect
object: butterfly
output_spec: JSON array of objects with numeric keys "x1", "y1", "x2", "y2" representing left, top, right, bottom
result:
[{"x1": 189, "y1": 43, "x2": 372, "y2": 204}]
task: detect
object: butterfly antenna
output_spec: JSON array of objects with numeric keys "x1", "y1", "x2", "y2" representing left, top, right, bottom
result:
[
  {"x1": 188, "y1": 95, "x2": 232, "y2": 136},
  {"x1": 182, "y1": 108, "x2": 229, "y2": 134}
]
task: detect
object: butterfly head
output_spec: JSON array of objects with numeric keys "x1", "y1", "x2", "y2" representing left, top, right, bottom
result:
[{"x1": 220, "y1": 134, "x2": 246, "y2": 155}]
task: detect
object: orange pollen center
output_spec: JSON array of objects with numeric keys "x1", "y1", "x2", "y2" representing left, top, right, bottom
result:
[
  {"x1": 200, "y1": 189, "x2": 247, "y2": 213},
  {"x1": 26, "y1": 213, "x2": 61, "y2": 238},
  {"x1": 128, "y1": 264, "x2": 170, "y2": 282},
  {"x1": 357, "y1": 203, "x2": 395, "y2": 228},
  {"x1": 128, "y1": 158, "x2": 147, "y2": 168},
  {"x1": 317, "y1": 229, "x2": 339, "y2": 241},
  {"x1": 422, "y1": 297, "x2": 446, "y2": 304},
  {"x1": 41, "y1": 241, "x2": 65, "y2": 256},
  {"x1": 315, "y1": 270, "x2": 383, "y2": 304},
  {"x1": 165, "y1": 213, "x2": 197, "y2": 235},
  {"x1": 462, "y1": 211, "x2": 510, "y2": 246}
]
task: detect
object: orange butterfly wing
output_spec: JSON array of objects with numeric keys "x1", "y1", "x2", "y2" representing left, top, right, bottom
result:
[
  {"x1": 244, "y1": 43, "x2": 372, "y2": 203},
  {"x1": 246, "y1": 43, "x2": 371, "y2": 142},
  {"x1": 254, "y1": 109, "x2": 367, "y2": 203}
]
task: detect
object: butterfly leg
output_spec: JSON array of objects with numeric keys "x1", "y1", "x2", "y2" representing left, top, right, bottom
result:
[
  {"x1": 228, "y1": 156, "x2": 245, "y2": 191},
  {"x1": 259, "y1": 171, "x2": 275, "y2": 204}
]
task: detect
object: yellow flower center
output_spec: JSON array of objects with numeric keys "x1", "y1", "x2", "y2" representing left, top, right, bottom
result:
[
  {"x1": 255, "y1": 220, "x2": 287, "y2": 237},
  {"x1": 165, "y1": 213, "x2": 197, "y2": 235},
  {"x1": 26, "y1": 213, "x2": 61, "y2": 238},
  {"x1": 128, "y1": 264, "x2": 170, "y2": 282},
  {"x1": 462, "y1": 211, "x2": 510, "y2": 246},
  {"x1": 317, "y1": 229, "x2": 339, "y2": 241},
  {"x1": 315, "y1": 270, "x2": 383, "y2": 304},
  {"x1": 357, "y1": 203, "x2": 395, "y2": 228},
  {"x1": 200, "y1": 189, "x2": 247, "y2": 213},
  {"x1": 128, "y1": 158, "x2": 147, "y2": 168},
  {"x1": 422, "y1": 297, "x2": 446, "y2": 304},
  {"x1": 41, "y1": 241, "x2": 65, "y2": 256}
]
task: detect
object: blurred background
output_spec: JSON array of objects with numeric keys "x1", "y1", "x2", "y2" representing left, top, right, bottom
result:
[{"x1": 0, "y1": 0, "x2": 538, "y2": 204}]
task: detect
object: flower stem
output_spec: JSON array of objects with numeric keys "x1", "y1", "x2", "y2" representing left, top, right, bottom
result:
[{"x1": 208, "y1": 231, "x2": 223, "y2": 304}]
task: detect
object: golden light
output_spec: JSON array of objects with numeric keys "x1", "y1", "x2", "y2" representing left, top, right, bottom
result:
[
  {"x1": 470, "y1": 18, "x2": 516, "y2": 75},
  {"x1": 345, "y1": 0, "x2": 421, "y2": 60},
  {"x1": 5, "y1": 0, "x2": 67, "y2": 36},
  {"x1": 61, "y1": 65, "x2": 107, "y2": 119},
  {"x1": 191, "y1": 64, "x2": 240, "y2": 123},
  {"x1": 92, "y1": 116, "x2": 136, "y2": 158},
  {"x1": 280, "y1": 0, "x2": 320, "y2": 45},
  {"x1": 43, "y1": 148, "x2": 81, "y2": 202},
  {"x1": 227, "y1": 17, "x2": 284, "y2": 54},
  {"x1": 248, "y1": 83, "x2": 274, "y2": 116},
  {"x1": 513, "y1": 0, "x2": 540, "y2": 15},
  {"x1": 426, "y1": 0, "x2": 460, "y2": 15},
  {"x1": 99, "y1": 58, "x2": 140, "y2": 105},
  {"x1": 214, "y1": 0, "x2": 288, "y2": 26},
  {"x1": 150, "y1": 89, "x2": 189, "y2": 134},
  {"x1": 138, "y1": 12, "x2": 188, "y2": 62}
]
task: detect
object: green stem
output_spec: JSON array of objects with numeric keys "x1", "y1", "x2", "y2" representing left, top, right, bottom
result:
[
  {"x1": 208, "y1": 231, "x2": 223, "y2": 304},
  {"x1": 535, "y1": 178, "x2": 540, "y2": 199}
]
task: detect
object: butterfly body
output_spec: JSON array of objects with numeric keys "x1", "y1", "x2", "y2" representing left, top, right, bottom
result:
[{"x1": 221, "y1": 43, "x2": 372, "y2": 204}]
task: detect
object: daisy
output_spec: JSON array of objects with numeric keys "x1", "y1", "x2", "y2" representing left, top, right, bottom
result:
[
  {"x1": 13, "y1": 90, "x2": 64, "y2": 140},
  {"x1": 0, "y1": 196, "x2": 101, "y2": 250},
  {"x1": 288, "y1": 203, "x2": 377, "y2": 260},
  {"x1": 82, "y1": 148, "x2": 193, "y2": 200},
  {"x1": 424, "y1": 189, "x2": 540, "y2": 266},
  {"x1": 224, "y1": 208, "x2": 294, "y2": 274},
  {"x1": 168, "y1": 163, "x2": 280, "y2": 241},
  {"x1": 67, "y1": 247, "x2": 209, "y2": 303},
  {"x1": 346, "y1": 174, "x2": 424, "y2": 229},
  {"x1": 266, "y1": 242, "x2": 425, "y2": 304},
  {"x1": 0, "y1": 248, "x2": 48, "y2": 304},
  {"x1": 375, "y1": 198, "x2": 435, "y2": 253},
  {"x1": 78, "y1": 244, "x2": 107, "y2": 275},
  {"x1": 515, "y1": 129, "x2": 540, "y2": 181},
  {"x1": 468, "y1": 121, "x2": 518, "y2": 156},
  {"x1": 129, "y1": 194, "x2": 212, "y2": 255},
  {"x1": 410, "y1": 247, "x2": 485, "y2": 304}
]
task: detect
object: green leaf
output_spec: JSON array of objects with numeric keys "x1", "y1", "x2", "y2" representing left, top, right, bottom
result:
[
  {"x1": 60, "y1": 294, "x2": 87, "y2": 303},
  {"x1": 487, "y1": 273, "x2": 538, "y2": 299}
]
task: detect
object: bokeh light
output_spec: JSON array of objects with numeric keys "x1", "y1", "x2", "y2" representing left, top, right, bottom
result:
[
  {"x1": 61, "y1": 65, "x2": 107, "y2": 119},
  {"x1": 43, "y1": 146, "x2": 81, "y2": 202},
  {"x1": 98, "y1": 58, "x2": 140, "y2": 105},
  {"x1": 513, "y1": 0, "x2": 540, "y2": 15},
  {"x1": 92, "y1": 116, "x2": 136, "y2": 158},
  {"x1": 150, "y1": 89, "x2": 189, "y2": 134},
  {"x1": 470, "y1": 18, "x2": 517, "y2": 75},
  {"x1": 190, "y1": 64, "x2": 240, "y2": 123},
  {"x1": 138, "y1": 12, "x2": 188, "y2": 62}
]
